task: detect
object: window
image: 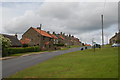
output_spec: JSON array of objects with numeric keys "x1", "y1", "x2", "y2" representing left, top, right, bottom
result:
[
  {"x1": 49, "y1": 38, "x2": 51, "y2": 41},
  {"x1": 43, "y1": 36, "x2": 45, "y2": 40},
  {"x1": 49, "y1": 45, "x2": 51, "y2": 48},
  {"x1": 45, "y1": 44, "x2": 46, "y2": 47},
  {"x1": 38, "y1": 35, "x2": 40, "y2": 37}
]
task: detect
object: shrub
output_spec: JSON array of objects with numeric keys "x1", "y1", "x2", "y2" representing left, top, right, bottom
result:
[
  {"x1": 2, "y1": 46, "x2": 40, "y2": 57},
  {"x1": 23, "y1": 44, "x2": 28, "y2": 47},
  {"x1": 53, "y1": 44, "x2": 64, "y2": 47}
]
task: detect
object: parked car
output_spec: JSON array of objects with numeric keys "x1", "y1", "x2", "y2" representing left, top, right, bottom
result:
[
  {"x1": 92, "y1": 44, "x2": 101, "y2": 48},
  {"x1": 111, "y1": 43, "x2": 120, "y2": 47}
]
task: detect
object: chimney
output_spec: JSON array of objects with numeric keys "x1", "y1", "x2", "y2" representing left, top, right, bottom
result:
[
  {"x1": 37, "y1": 24, "x2": 42, "y2": 30},
  {"x1": 63, "y1": 33, "x2": 65, "y2": 36},
  {"x1": 69, "y1": 34, "x2": 71, "y2": 37},
  {"x1": 15, "y1": 33, "x2": 17, "y2": 38},
  {"x1": 60, "y1": 32, "x2": 62, "y2": 35},
  {"x1": 53, "y1": 32, "x2": 55, "y2": 34},
  {"x1": 47, "y1": 31, "x2": 50, "y2": 34}
]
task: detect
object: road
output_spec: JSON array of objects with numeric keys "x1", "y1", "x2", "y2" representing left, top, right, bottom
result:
[{"x1": 2, "y1": 46, "x2": 91, "y2": 78}]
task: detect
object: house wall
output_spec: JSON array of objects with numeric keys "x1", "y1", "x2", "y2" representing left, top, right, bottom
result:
[
  {"x1": 22, "y1": 27, "x2": 41, "y2": 46},
  {"x1": 109, "y1": 32, "x2": 120, "y2": 44},
  {"x1": 21, "y1": 27, "x2": 55, "y2": 50}
]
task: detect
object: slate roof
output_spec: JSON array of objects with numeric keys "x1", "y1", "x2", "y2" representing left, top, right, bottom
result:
[
  {"x1": 2, "y1": 34, "x2": 22, "y2": 47},
  {"x1": 32, "y1": 27, "x2": 52, "y2": 38}
]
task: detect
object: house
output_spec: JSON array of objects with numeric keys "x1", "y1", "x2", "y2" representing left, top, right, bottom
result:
[
  {"x1": 109, "y1": 30, "x2": 120, "y2": 44},
  {"x1": 21, "y1": 26, "x2": 83, "y2": 50},
  {"x1": 55, "y1": 32, "x2": 65, "y2": 45},
  {"x1": 50, "y1": 32, "x2": 58, "y2": 44},
  {"x1": 55, "y1": 32, "x2": 82, "y2": 46},
  {"x1": 1, "y1": 34, "x2": 22, "y2": 47},
  {"x1": 20, "y1": 27, "x2": 55, "y2": 50}
]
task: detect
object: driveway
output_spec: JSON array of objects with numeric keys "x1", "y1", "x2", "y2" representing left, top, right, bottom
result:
[{"x1": 2, "y1": 46, "x2": 91, "y2": 78}]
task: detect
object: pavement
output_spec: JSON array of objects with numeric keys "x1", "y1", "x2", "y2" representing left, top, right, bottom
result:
[{"x1": 2, "y1": 46, "x2": 91, "y2": 78}]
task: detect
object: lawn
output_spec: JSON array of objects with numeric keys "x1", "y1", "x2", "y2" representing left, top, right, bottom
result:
[{"x1": 10, "y1": 47, "x2": 118, "y2": 78}]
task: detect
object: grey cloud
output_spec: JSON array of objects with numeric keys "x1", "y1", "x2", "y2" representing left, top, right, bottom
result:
[{"x1": 3, "y1": 2, "x2": 118, "y2": 44}]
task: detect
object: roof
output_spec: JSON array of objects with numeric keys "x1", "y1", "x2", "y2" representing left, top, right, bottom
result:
[
  {"x1": 32, "y1": 27, "x2": 52, "y2": 38},
  {"x1": 85, "y1": 44, "x2": 91, "y2": 46},
  {"x1": 59, "y1": 35, "x2": 65, "y2": 40},
  {"x1": 2, "y1": 34, "x2": 22, "y2": 47},
  {"x1": 110, "y1": 32, "x2": 120, "y2": 40},
  {"x1": 20, "y1": 38, "x2": 31, "y2": 44},
  {"x1": 51, "y1": 34, "x2": 58, "y2": 39}
]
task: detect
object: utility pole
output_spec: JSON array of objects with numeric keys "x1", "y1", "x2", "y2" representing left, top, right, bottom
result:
[
  {"x1": 92, "y1": 38, "x2": 95, "y2": 52},
  {"x1": 101, "y1": 15, "x2": 104, "y2": 46},
  {"x1": 40, "y1": 24, "x2": 42, "y2": 49}
]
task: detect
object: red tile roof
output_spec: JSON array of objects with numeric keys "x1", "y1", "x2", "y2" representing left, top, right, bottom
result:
[
  {"x1": 85, "y1": 44, "x2": 91, "y2": 46},
  {"x1": 59, "y1": 35, "x2": 65, "y2": 40},
  {"x1": 20, "y1": 38, "x2": 31, "y2": 44},
  {"x1": 32, "y1": 27, "x2": 52, "y2": 38},
  {"x1": 51, "y1": 34, "x2": 58, "y2": 39}
]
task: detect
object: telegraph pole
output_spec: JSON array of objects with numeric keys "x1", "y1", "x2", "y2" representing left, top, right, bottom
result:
[
  {"x1": 101, "y1": 15, "x2": 104, "y2": 46},
  {"x1": 40, "y1": 24, "x2": 42, "y2": 48}
]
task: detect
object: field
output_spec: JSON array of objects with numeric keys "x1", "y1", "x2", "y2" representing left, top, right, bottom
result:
[{"x1": 10, "y1": 46, "x2": 118, "y2": 78}]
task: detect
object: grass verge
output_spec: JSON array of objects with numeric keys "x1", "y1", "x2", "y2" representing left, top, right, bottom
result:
[{"x1": 10, "y1": 47, "x2": 118, "y2": 78}]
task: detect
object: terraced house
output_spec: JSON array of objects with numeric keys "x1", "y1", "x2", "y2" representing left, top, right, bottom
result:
[{"x1": 20, "y1": 26, "x2": 82, "y2": 50}]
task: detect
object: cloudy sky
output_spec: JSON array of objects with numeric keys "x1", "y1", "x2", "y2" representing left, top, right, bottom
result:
[{"x1": 0, "y1": 0, "x2": 119, "y2": 44}]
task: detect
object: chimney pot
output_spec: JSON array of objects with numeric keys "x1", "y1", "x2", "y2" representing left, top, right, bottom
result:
[
  {"x1": 37, "y1": 24, "x2": 42, "y2": 30},
  {"x1": 53, "y1": 32, "x2": 55, "y2": 34},
  {"x1": 15, "y1": 33, "x2": 17, "y2": 38},
  {"x1": 47, "y1": 31, "x2": 50, "y2": 34},
  {"x1": 60, "y1": 32, "x2": 62, "y2": 35}
]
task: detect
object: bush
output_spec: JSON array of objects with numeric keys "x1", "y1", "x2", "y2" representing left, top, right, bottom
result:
[
  {"x1": 23, "y1": 44, "x2": 28, "y2": 47},
  {"x1": 53, "y1": 44, "x2": 64, "y2": 47},
  {"x1": 2, "y1": 46, "x2": 40, "y2": 57}
]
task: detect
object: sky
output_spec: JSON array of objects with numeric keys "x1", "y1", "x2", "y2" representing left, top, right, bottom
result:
[{"x1": 0, "y1": 0, "x2": 119, "y2": 45}]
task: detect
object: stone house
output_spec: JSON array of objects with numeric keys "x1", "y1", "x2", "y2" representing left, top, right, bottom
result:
[
  {"x1": 21, "y1": 26, "x2": 83, "y2": 50},
  {"x1": 20, "y1": 27, "x2": 55, "y2": 50},
  {"x1": 50, "y1": 32, "x2": 58, "y2": 44},
  {"x1": 109, "y1": 30, "x2": 120, "y2": 44},
  {"x1": 55, "y1": 32, "x2": 65, "y2": 45},
  {"x1": 55, "y1": 32, "x2": 82, "y2": 46}
]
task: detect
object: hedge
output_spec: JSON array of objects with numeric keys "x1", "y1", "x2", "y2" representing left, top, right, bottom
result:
[
  {"x1": 2, "y1": 46, "x2": 40, "y2": 57},
  {"x1": 53, "y1": 44, "x2": 64, "y2": 46}
]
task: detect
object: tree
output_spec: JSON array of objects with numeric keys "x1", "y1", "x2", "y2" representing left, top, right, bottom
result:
[{"x1": 0, "y1": 35, "x2": 11, "y2": 49}]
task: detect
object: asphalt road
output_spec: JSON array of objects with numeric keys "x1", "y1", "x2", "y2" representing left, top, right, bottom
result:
[{"x1": 2, "y1": 46, "x2": 91, "y2": 78}]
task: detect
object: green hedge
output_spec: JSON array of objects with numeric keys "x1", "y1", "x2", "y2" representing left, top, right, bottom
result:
[
  {"x1": 53, "y1": 44, "x2": 64, "y2": 46},
  {"x1": 2, "y1": 46, "x2": 40, "y2": 57}
]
